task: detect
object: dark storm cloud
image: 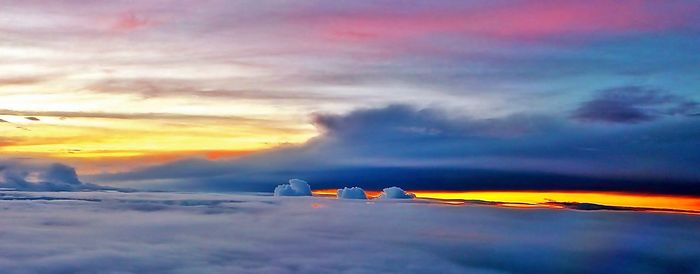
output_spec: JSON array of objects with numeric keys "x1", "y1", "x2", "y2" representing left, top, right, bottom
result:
[
  {"x1": 572, "y1": 86, "x2": 699, "y2": 123},
  {"x1": 94, "y1": 104, "x2": 700, "y2": 195}
]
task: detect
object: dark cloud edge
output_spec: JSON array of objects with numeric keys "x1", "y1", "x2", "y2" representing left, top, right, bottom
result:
[
  {"x1": 148, "y1": 166, "x2": 700, "y2": 197},
  {"x1": 92, "y1": 102, "x2": 700, "y2": 196}
]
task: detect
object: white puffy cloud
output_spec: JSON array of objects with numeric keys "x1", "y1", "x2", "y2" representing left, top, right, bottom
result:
[
  {"x1": 336, "y1": 187, "x2": 367, "y2": 199},
  {"x1": 273, "y1": 179, "x2": 312, "y2": 196},
  {"x1": 377, "y1": 187, "x2": 415, "y2": 199}
]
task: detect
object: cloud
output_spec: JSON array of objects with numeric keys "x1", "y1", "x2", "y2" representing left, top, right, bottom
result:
[
  {"x1": 41, "y1": 163, "x2": 83, "y2": 185},
  {"x1": 110, "y1": 12, "x2": 153, "y2": 32},
  {"x1": 86, "y1": 78, "x2": 347, "y2": 102},
  {"x1": 0, "y1": 75, "x2": 57, "y2": 86},
  {"x1": 1, "y1": 190, "x2": 699, "y2": 273},
  {"x1": 378, "y1": 187, "x2": 415, "y2": 199},
  {"x1": 315, "y1": 0, "x2": 700, "y2": 44},
  {"x1": 0, "y1": 108, "x2": 263, "y2": 123},
  {"x1": 273, "y1": 179, "x2": 312, "y2": 197},
  {"x1": 0, "y1": 161, "x2": 107, "y2": 191},
  {"x1": 94, "y1": 104, "x2": 700, "y2": 195},
  {"x1": 572, "y1": 86, "x2": 699, "y2": 123},
  {"x1": 336, "y1": 187, "x2": 367, "y2": 199}
]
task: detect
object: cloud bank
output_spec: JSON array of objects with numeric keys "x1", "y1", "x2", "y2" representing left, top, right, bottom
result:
[
  {"x1": 572, "y1": 86, "x2": 699, "y2": 123},
  {"x1": 0, "y1": 191, "x2": 699, "y2": 273},
  {"x1": 94, "y1": 103, "x2": 700, "y2": 195}
]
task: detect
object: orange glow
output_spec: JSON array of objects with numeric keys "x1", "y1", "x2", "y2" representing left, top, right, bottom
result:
[
  {"x1": 205, "y1": 150, "x2": 254, "y2": 160},
  {"x1": 310, "y1": 203, "x2": 325, "y2": 209},
  {"x1": 313, "y1": 189, "x2": 700, "y2": 213},
  {"x1": 412, "y1": 191, "x2": 700, "y2": 212}
]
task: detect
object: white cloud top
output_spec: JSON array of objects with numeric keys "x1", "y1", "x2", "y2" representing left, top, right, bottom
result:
[
  {"x1": 273, "y1": 179, "x2": 312, "y2": 196},
  {"x1": 336, "y1": 187, "x2": 367, "y2": 199},
  {"x1": 377, "y1": 187, "x2": 415, "y2": 199}
]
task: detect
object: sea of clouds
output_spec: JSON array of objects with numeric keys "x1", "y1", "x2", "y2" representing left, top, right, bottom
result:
[{"x1": 1, "y1": 190, "x2": 699, "y2": 274}]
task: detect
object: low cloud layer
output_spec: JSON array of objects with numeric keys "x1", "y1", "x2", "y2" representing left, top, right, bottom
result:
[{"x1": 0, "y1": 191, "x2": 699, "y2": 273}]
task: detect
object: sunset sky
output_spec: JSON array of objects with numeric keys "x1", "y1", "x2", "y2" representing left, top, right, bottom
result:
[{"x1": 2, "y1": 0, "x2": 700, "y2": 196}]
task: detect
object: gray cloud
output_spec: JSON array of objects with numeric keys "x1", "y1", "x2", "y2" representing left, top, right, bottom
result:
[
  {"x1": 0, "y1": 161, "x2": 109, "y2": 191},
  {"x1": 572, "y1": 86, "x2": 699, "y2": 123},
  {"x1": 87, "y1": 78, "x2": 348, "y2": 102},
  {"x1": 94, "y1": 104, "x2": 700, "y2": 195},
  {"x1": 0, "y1": 109, "x2": 256, "y2": 122}
]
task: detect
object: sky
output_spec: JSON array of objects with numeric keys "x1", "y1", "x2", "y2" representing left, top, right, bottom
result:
[{"x1": 1, "y1": 0, "x2": 700, "y2": 194}]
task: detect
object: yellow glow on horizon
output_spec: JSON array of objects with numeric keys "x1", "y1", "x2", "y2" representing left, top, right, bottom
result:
[
  {"x1": 0, "y1": 39, "x2": 324, "y2": 175},
  {"x1": 412, "y1": 191, "x2": 700, "y2": 212},
  {"x1": 312, "y1": 189, "x2": 700, "y2": 213},
  {"x1": 0, "y1": 113, "x2": 317, "y2": 160}
]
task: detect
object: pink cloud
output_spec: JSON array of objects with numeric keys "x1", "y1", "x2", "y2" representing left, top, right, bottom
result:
[
  {"x1": 319, "y1": 0, "x2": 698, "y2": 43},
  {"x1": 110, "y1": 12, "x2": 154, "y2": 32}
]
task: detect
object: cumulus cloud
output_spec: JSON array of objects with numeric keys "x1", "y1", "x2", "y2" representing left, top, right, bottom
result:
[
  {"x1": 336, "y1": 187, "x2": 367, "y2": 199},
  {"x1": 273, "y1": 179, "x2": 312, "y2": 196},
  {"x1": 572, "y1": 86, "x2": 699, "y2": 123},
  {"x1": 0, "y1": 161, "x2": 108, "y2": 191},
  {"x1": 377, "y1": 187, "x2": 415, "y2": 199}
]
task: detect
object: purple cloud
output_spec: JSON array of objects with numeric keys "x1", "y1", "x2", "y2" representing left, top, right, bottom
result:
[{"x1": 572, "y1": 86, "x2": 699, "y2": 123}]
